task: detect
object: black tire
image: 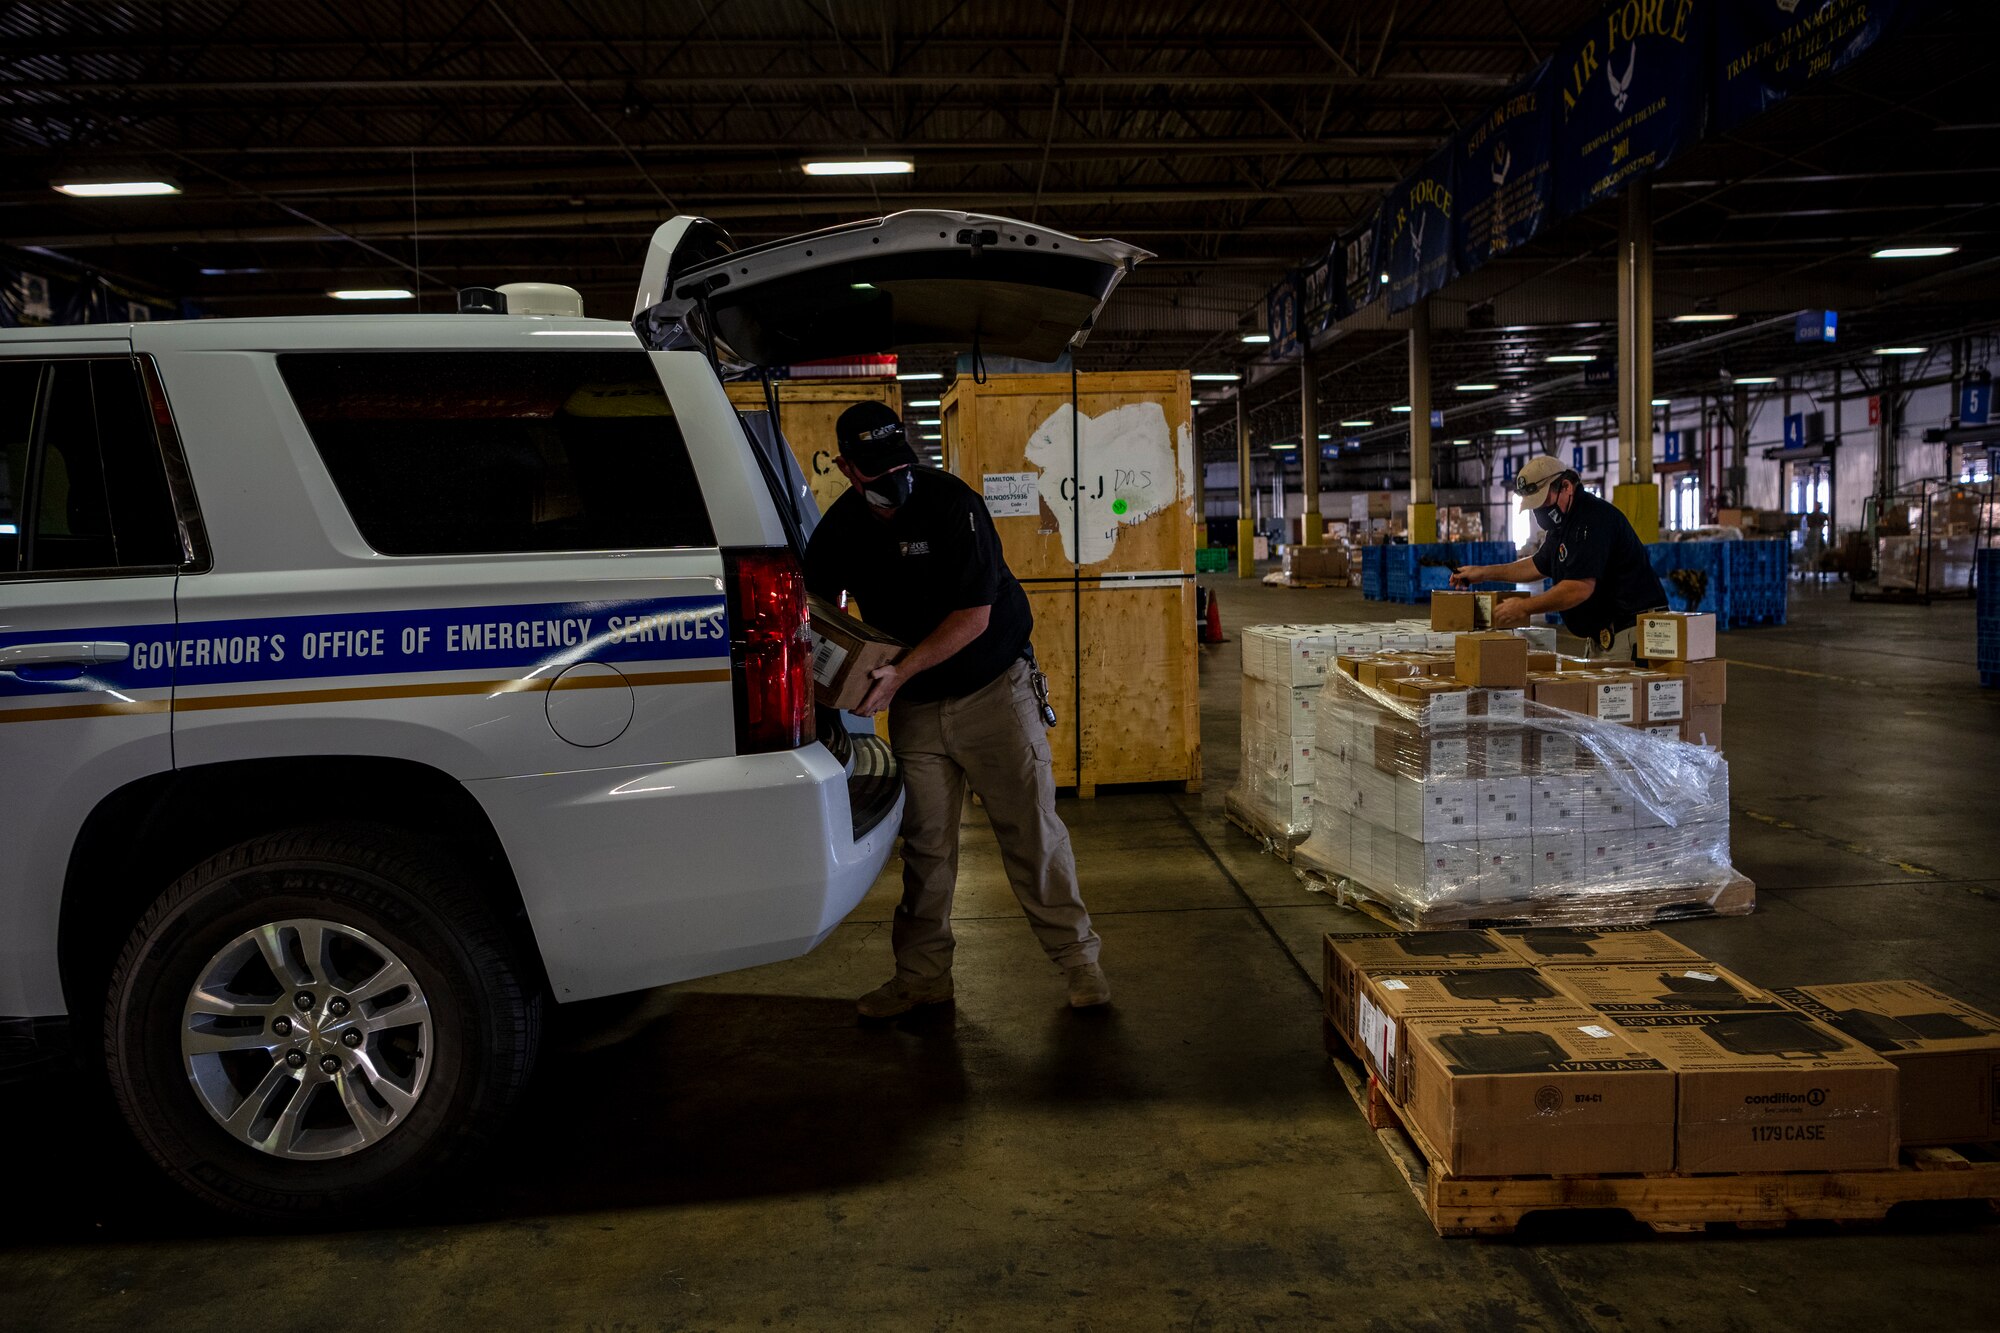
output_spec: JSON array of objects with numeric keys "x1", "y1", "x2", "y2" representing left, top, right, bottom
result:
[{"x1": 103, "y1": 826, "x2": 542, "y2": 1221}]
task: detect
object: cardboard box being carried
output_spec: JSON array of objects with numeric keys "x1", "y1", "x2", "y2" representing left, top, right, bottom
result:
[
  {"x1": 1489, "y1": 925, "x2": 1705, "y2": 967},
  {"x1": 1775, "y1": 981, "x2": 2000, "y2": 1145},
  {"x1": 1610, "y1": 1010, "x2": 1899, "y2": 1172},
  {"x1": 1638, "y1": 612, "x2": 1717, "y2": 662},
  {"x1": 808, "y1": 595, "x2": 904, "y2": 711},
  {"x1": 1402, "y1": 1014, "x2": 1677, "y2": 1176},
  {"x1": 1430, "y1": 590, "x2": 1531, "y2": 633}
]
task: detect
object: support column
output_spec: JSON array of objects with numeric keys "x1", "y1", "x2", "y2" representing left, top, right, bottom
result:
[
  {"x1": 1300, "y1": 351, "x2": 1323, "y2": 545},
  {"x1": 1877, "y1": 358, "x2": 1900, "y2": 502},
  {"x1": 1407, "y1": 299, "x2": 1437, "y2": 544},
  {"x1": 1236, "y1": 390, "x2": 1256, "y2": 577},
  {"x1": 1613, "y1": 178, "x2": 1659, "y2": 541},
  {"x1": 1730, "y1": 384, "x2": 1750, "y2": 509}
]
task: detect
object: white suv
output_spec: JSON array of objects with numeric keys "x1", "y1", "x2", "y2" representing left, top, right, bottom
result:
[{"x1": 0, "y1": 211, "x2": 1142, "y2": 1218}]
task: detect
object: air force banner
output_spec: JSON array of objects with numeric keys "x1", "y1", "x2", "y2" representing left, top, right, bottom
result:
[
  {"x1": 1383, "y1": 146, "x2": 1456, "y2": 314},
  {"x1": 1715, "y1": 0, "x2": 1916, "y2": 132},
  {"x1": 1553, "y1": 0, "x2": 1711, "y2": 217},
  {"x1": 1455, "y1": 60, "x2": 1555, "y2": 275}
]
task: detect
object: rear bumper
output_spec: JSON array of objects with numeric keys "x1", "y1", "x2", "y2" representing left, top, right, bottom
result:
[{"x1": 467, "y1": 741, "x2": 902, "y2": 1002}]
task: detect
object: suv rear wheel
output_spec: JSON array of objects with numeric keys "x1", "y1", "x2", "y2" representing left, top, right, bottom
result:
[{"x1": 104, "y1": 827, "x2": 542, "y2": 1220}]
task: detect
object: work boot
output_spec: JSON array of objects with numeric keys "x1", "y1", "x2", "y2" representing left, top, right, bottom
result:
[
  {"x1": 1066, "y1": 962, "x2": 1111, "y2": 1009},
  {"x1": 856, "y1": 974, "x2": 953, "y2": 1020}
]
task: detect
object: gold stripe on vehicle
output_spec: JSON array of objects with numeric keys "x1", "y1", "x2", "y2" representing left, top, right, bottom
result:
[{"x1": 0, "y1": 668, "x2": 730, "y2": 722}]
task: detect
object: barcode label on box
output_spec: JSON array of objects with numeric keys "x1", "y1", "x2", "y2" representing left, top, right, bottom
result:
[
  {"x1": 1647, "y1": 679, "x2": 1686, "y2": 721},
  {"x1": 811, "y1": 635, "x2": 848, "y2": 686},
  {"x1": 1595, "y1": 682, "x2": 1635, "y2": 723},
  {"x1": 1357, "y1": 994, "x2": 1398, "y2": 1082},
  {"x1": 1579, "y1": 1024, "x2": 1614, "y2": 1039},
  {"x1": 1683, "y1": 970, "x2": 1719, "y2": 982},
  {"x1": 1642, "y1": 618, "x2": 1679, "y2": 658},
  {"x1": 1381, "y1": 978, "x2": 1410, "y2": 991}
]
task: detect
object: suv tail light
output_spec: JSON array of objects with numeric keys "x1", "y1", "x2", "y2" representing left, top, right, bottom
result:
[{"x1": 721, "y1": 547, "x2": 814, "y2": 753}]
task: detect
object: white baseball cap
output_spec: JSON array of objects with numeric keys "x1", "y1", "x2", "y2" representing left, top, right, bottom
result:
[{"x1": 1511, "y1": 454, "x2": 1570, "y2": 510}]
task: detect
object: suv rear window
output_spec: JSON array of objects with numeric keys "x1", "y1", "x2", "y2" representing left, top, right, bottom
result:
[{"x1": 279, "y1": 351, "x2": 715, "y2": 556}]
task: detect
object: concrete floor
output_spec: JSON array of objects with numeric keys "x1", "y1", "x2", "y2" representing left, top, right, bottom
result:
[{"x1": 5, "y1": 576, "x2": 1999, "y2": 1331}]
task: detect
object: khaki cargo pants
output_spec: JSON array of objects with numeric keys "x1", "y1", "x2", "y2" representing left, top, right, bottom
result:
[{"x1": 886, "y1": 659, "x2": 1100, "y2": 983}]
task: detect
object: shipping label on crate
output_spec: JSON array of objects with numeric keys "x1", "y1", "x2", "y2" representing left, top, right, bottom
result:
[
  {"x1": 981, "y1": 471, "x2": 1040, "y2": 518},
  {"x1": 810, "y1": 633, "x2": 849, "y2": 686},
  {"x1": 1024, "y1": 402, "x2": 1191, "y2": 565}
]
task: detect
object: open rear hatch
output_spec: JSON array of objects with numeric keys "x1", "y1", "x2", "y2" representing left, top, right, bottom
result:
[{"x1": 633, "y1": 211, "x2": 1150, "y2": 365}]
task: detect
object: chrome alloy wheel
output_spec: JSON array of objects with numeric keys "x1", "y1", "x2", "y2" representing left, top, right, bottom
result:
[{"x1": 180, "y1": 918, "x2": 434, "y2": 1159}]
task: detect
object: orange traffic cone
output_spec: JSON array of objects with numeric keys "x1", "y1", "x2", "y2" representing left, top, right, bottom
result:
[{"x1": 1202, "y1": 589, "x2": 1227, "y2": 644}]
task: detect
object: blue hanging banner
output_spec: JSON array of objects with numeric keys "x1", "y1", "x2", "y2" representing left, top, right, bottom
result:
[
  {"x1": 1663, "y1": 429, "x2": 1682, "y2": 463},
  {"x1": 1552, "y1": 0, "x2": 1712, "y2": 217},
  {"x1": 1795, "y1": 309, "x2": 1839, "y2": 343},
  {"x1": 1783, "y1": 413, "x2": 1805, "y2": 449},
  {"x1": 1715, "y1": 0, "x2": 1913, "y2": 133},
  {"x1": 1503, "y1": 454, "x2": 1518, "y2": 482},
  {"x1": 1384, "y1": 145, "x2": 1458, "y2": 314},
  {"x1": 1455, "y1": 59, "x2": 1556, "y2": 278},
  {"x1": 1337, "y1": 219, "x2": 1383, "y2": 320},
  {"x1": 1298, "y1": 244, "x2": 1336, "y2": 342},
  {"x1": 1266, "y1": 271, "x2": 1303, "y2": 358},
  {"x1": 1960, "y1": 371, "x2": 1992, "y2": 427},
  {"x1": 1572, "y1": 445, "x2": 1586, "y2": 470}
]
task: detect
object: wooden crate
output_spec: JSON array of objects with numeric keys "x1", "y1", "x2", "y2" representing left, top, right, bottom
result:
[
  {"x1": 941, "y1": 371, "x2": 1195, "y2": 579},
  {"x1": 943, "y1": 372, "x2": 1199, "y2": 795},
  {"x1": 1321, "y1": 1018, "x2": 2000, "y2": 1237},
  {"x1": 1016, "y1": 579, "x2": 1200, "y2": 794},
  {"x1": 725, "y1": 378, "x2": 902, "y2": 519}
]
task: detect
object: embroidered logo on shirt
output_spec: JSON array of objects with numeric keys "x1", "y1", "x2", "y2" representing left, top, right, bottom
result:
[
  {"x1": 900, "y1": 541, "x2": 931, "y2": 556},
  {"x1": 1558, "y1": 542, "x2": 1569, "y2": 563}
]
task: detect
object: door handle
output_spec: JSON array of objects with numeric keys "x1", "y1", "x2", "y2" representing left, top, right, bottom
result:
[{"x1": 0, "y1": 641, "x2": 131, "y2": 673}]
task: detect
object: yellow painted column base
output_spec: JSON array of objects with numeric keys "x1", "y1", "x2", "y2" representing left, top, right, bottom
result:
[
  {"x1": 1612, "y1": 482, "x2": 1662, "y2": 544},
  {"x1": 1236, "y1": 518, "x2": 1258, "y2": 577},
  {"x1": 1192, "y1": 519, "x2": 1207, "y2": 551},
  {"x1": 1408, "y1": 501, "x2": 1439, "y2": 545},
  {"x1": 1301, "y1": 510, "x2": 1324, "y2": 546}
]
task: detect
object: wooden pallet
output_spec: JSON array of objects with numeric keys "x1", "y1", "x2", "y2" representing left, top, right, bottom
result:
[
  {"x1": 1321, "y1": 1019, "x2": 2000, "y2": 1237},
  {"x1": 1223, "y1": 797, "x2": 1304, "y2": 861},
  {"x1": 1291, "y1": 863, "x2": 1756, "y2": 930}
]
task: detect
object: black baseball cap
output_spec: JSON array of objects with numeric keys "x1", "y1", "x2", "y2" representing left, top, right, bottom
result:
[{"x1": 835, "y1": 401, "x2": 918, "y2": 476}]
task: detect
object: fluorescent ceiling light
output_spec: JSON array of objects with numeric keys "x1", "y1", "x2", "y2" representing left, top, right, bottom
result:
[
  {"x1": 1734, "y1": 375, "x2": 1777, "y2": 385},
  {"x1": 0, "y1": 523, "x2": 16, "y2": 535},
  {"x1": 1240, "y1": 333, "x2": 1271, "y2": 344},
  {"x1": 1495, "y1": 427, "x2": 1527, "y2": 435},
  {"x1": 1652, "y1": 398, "x2": 1670, "y2": 406},
  {"x1": 1192, "y1": 373, "x2": 1241, "y2": 382},
  {"x1": 1189, "y1": 399, "x2": 1200, "y2": 406},
  {"x1": 802, "y1": 158, "x2": 913, "y2": 176},
  {"x1": 1270, "y1": 442, "x2": 1297, "y2": 451},
  {"x1": 53, "y1": 179, "x2": 180, "y2": 197},
  {"x1": 896, "y1": 372, "x2": 942, "y2": 381},
  {"x1": 1339, "y1": 419, "x2": 1373, "y2": 428},
  {"x1": 1556, "y1": 414, "x2": 1588, "y2": 422},
  {"x1": 1872, "y1": 245, "x2": 1958, "y2": 259},
  {"x1": 1455, "y1": 383, "x2": 1497, "y2": 391},
  {"x1": 1874, "y1": 346, "x2": 1927, "y2": 355},
  {"x1": 907, "y1": 398, "x2": 941, "y2": 407},
  {"x1": 1546, "y1": 353, "x2": 1595, "y2": 363},
  {"x1": 1671, "y1": 313, "x2": 1737, "y2": 323},
  {"x1": 1379, "y1": 273, "x2": 1389, "y2": 284},
  {"x1": 1390, "y1": 405, "x2": 1412, "y2": 413},
  {"x1": 916, "y1": 417, "x2": 942, "y2": 425},
  {"x1": 1317, "y1": 433, "x2": 1331, "y2": 440},
  {"x1": 1450, "y1": 438, "x2": 1469, "y2": 445},
  {"x1": 920, "y1": 432, "x2": 942, "y2": 440},
  {"x1": 328, "y1": 288, "x2": 413, "y2": 300}
]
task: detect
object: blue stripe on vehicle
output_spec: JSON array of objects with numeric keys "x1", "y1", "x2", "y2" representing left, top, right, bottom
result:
[{"x1": 0, "y1": 595, "x2": 728, "y2": 700}]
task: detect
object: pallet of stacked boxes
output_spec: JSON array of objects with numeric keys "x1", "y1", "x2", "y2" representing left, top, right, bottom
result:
[{"x1": 1293, "y1": 608, "x2": 1752, "y2": 928}]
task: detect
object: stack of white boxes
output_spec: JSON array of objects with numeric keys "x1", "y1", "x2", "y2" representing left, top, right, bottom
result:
[{"x1": 1295, "y1": 663, "x2": 1734, "y2": 918}]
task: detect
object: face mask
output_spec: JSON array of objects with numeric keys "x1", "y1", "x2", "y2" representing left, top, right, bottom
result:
[
  {"x1": 1533, "y1": 496, "x2": 1564, "y2": 531},
  {"x1": 861, "y1": 467, "x2": 915, "y2": 510}
]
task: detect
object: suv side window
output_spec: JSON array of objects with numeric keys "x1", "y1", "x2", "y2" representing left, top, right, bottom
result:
[
  {"x1": 1, "y1": 358, "x2": 183, "y2": 576},
  {"x1": 279, "y1": 351, "x2": 717, "y2": 556}
]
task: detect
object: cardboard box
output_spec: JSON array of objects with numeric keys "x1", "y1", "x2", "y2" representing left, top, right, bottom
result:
[
  {"x1": 1403, "y1": 1015, "x2": 1677, "y2": 1176},
  {"x1": 1355, "y1": 968, "x2": 1593, "y2": 1101},
  {"x1": 1454, "y1": 633, "x2": 1528, "y2": 689},
  {"x1": 1490, "y1": 925, "x2": 1705, "y2": 967},
  {"x1": 1642, "y1": 677, "x2": 1686, "y2": 723},
  {"x1": 1392, "y1": 677, "x2": 1471, "y2": 726},
  {"x1": 1776, "y1": 981, "x2": 2000, "y2": 1145},
  {"x1": 1638, "y1": 612, "x2": 1717, "y2": 662},
  {"x1": 807, "y1": 596, "x2": 904, "y2": 711},
  {"x1": 1611, "y1": 1011, "x2": 1900, "y2": 1172},
  {"x1": 1546, "y1": 962, "x2": 1787, "y2": 1017},
  {"x1": 1664, "y1": 657, "x2": 1728, "y2": 706},
  {"x1": 1322, "y1": 930, "x2": 1523, "y2": 1046},
  {"x1": 1680, "y1": 703, "x2": 1723, "y2": 748},
  {"x1": 1525, "y1": 650, "x2": 1560, "y2": 674},
  {"x1": 1358, "y1": 657, "x2": 1424, "y2": 689},
  {"x1": 1532, "y1": 674, "x2": 1636, "y2": 723},
  {"x1": 1430, "y1": 590, "x2": 1531, "y2": 633}
]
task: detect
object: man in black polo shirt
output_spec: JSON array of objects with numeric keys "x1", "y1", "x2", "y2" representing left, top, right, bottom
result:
[
  {"x1": 1452, "y1": 454, "x2": 1667, "y2": 658},
  {"x1": 805, "y1": 401, "x2": 1107, "y2": 1019}
]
